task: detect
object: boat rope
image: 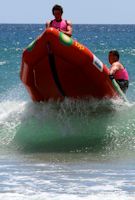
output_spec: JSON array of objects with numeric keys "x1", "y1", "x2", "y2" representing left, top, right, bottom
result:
[{"x1": 47, "y1": 42, "x2": 66, "y2": 97}]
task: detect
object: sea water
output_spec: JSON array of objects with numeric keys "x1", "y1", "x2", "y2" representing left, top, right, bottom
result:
[{"x1": 0, "y1": 24, "x2": 135, "y2": 200}]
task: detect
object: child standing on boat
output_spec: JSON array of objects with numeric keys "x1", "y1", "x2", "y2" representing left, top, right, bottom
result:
[{"x1": 46, "y1": 4, "x2": 72, "y2": 37}]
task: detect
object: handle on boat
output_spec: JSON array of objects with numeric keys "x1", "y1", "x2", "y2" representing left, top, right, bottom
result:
[{"x1": 109, "y1": 75, "x2": 128, "y2": 102}]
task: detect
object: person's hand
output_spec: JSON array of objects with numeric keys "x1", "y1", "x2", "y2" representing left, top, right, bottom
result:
[
  {"x1": 109, "y1": 74, "x2": 114, "y2": 80},
  {"x1": 59, "y1": 29, "x2": 65, "y2": 34}
]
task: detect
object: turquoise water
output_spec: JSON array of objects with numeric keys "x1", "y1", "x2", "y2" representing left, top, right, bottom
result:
[{"x1": 0, "y1": 24, "x2": 135, "y2": 199}]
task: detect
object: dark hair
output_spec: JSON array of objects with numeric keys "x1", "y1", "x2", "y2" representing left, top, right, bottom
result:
[
  {"x1": 109, "y1": 50, "x2": 120, "y2": 60},
  {"x1": 52, "y1": 4, "x2": 63, "y2": 15}
]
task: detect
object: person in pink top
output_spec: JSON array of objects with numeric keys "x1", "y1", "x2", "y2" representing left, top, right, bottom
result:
[
  {"x1": 46, "y1": 4, "x2": 72, "y2": 37},
  {"x1": 109, "y1": 50, "x2": 129, "y2": 93}
]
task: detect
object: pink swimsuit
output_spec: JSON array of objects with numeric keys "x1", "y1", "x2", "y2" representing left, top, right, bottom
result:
[
  {"x1": 114, "y1": 68, "x2": 129, "y2": 80},
  {"x1": 50, "y1": 19, "x2": 67, "y2": 31}
]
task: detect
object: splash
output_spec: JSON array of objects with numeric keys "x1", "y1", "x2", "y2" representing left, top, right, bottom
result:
[
  {"x1": 0, "y1": 101, "x2": 26, "y2": 147},
  {"x1": 5, "y1": 99, "x2": 135, "y2": 151},
  {"x1": 0, "y1": 97, "x2": 135, "y2": 154}
]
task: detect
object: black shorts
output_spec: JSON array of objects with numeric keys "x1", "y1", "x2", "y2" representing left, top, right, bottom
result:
[{"x1": 116, "y1": 79, "x2": 129, "y2": 93}]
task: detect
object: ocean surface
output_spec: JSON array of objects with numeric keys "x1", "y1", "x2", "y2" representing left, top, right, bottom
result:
[{"x1": 0, "y1": 24, "x2": 135, "y2": 200}]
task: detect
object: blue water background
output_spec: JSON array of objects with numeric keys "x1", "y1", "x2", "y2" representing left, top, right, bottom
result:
[
  {"x1": 1, "y1": 24, "x2": 135, "y2": 101},
  {"x1": 0, "y1": 24, "x2": 135, "y2": 199}
]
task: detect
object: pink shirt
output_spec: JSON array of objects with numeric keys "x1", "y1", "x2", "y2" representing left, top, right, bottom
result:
[
  {"x1": 50, "y1": 19, "x2": 67, "y2": 31},
  {"x1": 114, "y1": 68, "x2": 129, "y2": 80}
]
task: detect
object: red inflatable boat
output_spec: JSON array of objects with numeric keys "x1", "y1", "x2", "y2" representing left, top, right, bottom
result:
[{"x1": 20, "y1": 28, "x2": 123, "y2": 102}]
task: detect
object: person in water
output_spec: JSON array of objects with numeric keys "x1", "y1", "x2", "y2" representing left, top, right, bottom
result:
[
  {"x1": 46, "y1": 4, "x2": 72, "y2": 37},
  {"x1": 109, "y1": 50, "x2": 129, "y2": 93}
]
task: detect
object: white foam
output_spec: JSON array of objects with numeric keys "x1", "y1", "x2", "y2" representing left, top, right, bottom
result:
[
  {"x1": 0, "y1": 192, "x2": 134, "y2": 200},
  {"x1": 0, "y1": 101, "x2": 27, "y2": 145},
  {"x1": 0, "y1": 61, "x2": 6, "y2": 66},
  {"x1": 0, "y1": 101, "x2": 26, "y2": 121}
]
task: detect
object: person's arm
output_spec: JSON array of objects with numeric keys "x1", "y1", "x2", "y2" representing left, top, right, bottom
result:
[
  {"x1": 60, "y1": 20, "x2": 72, "y2": 37},
  {"x1": 109, "y1": 63, "x2": 119, "y2": 75},
  {"x1": 46, "y1": 21, "x2": 51, "y2": 29}
]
